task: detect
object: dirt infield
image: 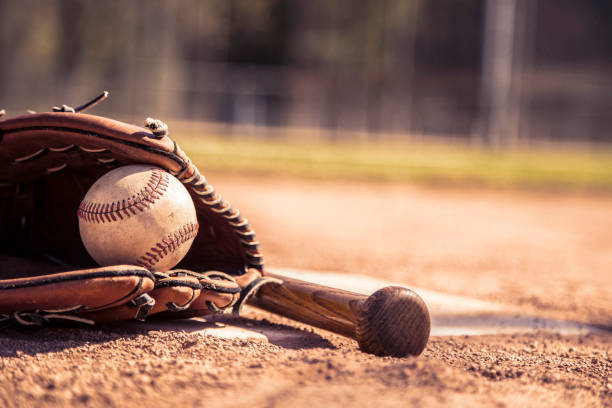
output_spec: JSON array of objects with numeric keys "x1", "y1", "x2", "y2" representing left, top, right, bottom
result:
[
  {"x1": 0, "y1": 324, "x2": 610, "y2": 407},
  {"x1": 0, "y1": 175, "x2": 610, "y2": 407},
  {"x1": 216, "y1": 175, "x2": 612, "y2": 328}
]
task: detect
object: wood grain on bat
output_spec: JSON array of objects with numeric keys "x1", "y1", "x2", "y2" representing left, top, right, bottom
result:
[{"x1": 249, "y1": 272, "x2": 431, "y2": 357}]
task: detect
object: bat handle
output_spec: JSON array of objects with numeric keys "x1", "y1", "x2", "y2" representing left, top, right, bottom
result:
[{"x1": 248, "y1": 272, "x2": 431, "y2": 357}]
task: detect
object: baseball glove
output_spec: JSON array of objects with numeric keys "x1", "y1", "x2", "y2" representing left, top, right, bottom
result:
[{"x1": 0, "y1": 92, "x2": 274, "y2": 327}]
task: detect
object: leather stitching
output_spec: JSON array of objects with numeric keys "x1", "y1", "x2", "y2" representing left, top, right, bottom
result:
[
  {"x1": 136, "y1": 222, "x2": 199, "y2": 270},
  {"x1": 77, "y1": 168, "x2": 169, "y2": 223}
]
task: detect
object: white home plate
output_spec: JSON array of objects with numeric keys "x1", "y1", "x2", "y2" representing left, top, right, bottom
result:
[
  {"x1": 145, "y1": 318, "x2": 312, "y2": 344},
  {"x1": 149, "y1": 267, "x2": 605, "y2": 344}
]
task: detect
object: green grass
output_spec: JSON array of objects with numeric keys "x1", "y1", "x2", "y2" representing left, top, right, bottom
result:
[{"x1": 172, "y1": 130, "x2": 612, "y2": 193}]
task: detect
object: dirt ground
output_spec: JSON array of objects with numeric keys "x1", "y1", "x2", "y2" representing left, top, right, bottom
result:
[
  {"x1": 1, "y1": 175, "x2": 611, "y2": 407},
  {"x1": 218, "y1": 175, "x2": 612, "y2": 328}
]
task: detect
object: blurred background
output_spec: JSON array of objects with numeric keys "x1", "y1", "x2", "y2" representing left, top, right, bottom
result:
[
  {"x1": 1, "y1": 0, "x2": 611, "y2": 143},
  {"x1": 1, "y1": 0, "x2": 611, "y2": 190},
  {"x1": 0, "y1": 0, "x2": 611, "y2": 327}
]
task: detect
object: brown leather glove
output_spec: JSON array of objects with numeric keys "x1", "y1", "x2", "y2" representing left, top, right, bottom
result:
[{"x1": 0, "y1": 93, "x2": 268, "y2": 327}]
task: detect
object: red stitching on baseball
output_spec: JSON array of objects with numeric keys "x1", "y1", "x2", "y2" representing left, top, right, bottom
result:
[
  {"x1": 136, "y1": 222, "x2": 199, "y2": 270},
  {"x1": 77, "y1": 168, "x2": 169, "y2": 223}
]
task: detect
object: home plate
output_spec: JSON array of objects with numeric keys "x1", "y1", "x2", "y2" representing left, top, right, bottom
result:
[
  {"x1": 147, "y1": 267, "x2": 607, "y2": 345},
  {"x1": 145, "y1": 318, "x2": 313, "y2": 345}
]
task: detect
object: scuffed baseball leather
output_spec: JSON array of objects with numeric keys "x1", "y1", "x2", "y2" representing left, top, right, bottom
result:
[{"x1": 0, "y1": 95, "x2": 264, "y2": 327}]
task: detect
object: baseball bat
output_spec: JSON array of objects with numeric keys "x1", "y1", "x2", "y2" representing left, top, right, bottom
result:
[{"x1": 247, "y1": 272, "x2": 430, "y2": 357}]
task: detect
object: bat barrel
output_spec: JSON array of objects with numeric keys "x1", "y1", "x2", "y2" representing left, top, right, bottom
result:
[
  {"x1": 248, "y1": 273, "x2": 430, "y2": 356},
  {"x1": 356, "y1": 286, "x2": 430, "y2": 357}
]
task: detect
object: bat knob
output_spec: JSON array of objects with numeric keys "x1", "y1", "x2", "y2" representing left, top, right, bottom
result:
[{"x1": 356, "y1": 286, "x2": 431, "y2": 357}]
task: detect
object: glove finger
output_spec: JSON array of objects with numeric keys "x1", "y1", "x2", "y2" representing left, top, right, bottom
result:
[
  {"x1": 77, "y1": 274, "x2": 203, "y2": 323},
  {"x1": 149, "y1": 275, "x2": 201, "y2": 315},
  {"x1": 0, "y1": 262, "x2": 154, "y2": 324},
  {"x1": 150, "y1": 271, "x2": 242, "y2": 320}
]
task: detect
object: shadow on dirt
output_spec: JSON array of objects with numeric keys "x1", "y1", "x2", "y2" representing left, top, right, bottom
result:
[
  {"x1": 0, "y1": 315, "x2": 336, "y2": 357},
  {"x1": 0, "y1": 324, "x2": 150, "y2": 357}
]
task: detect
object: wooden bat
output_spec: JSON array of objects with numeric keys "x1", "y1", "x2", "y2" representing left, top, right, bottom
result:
[{"x1": 247, "y1": 272, "x2": 431, "y2": 357}]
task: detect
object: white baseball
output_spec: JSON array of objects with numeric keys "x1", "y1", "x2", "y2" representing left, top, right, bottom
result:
[{"x1": 78, "y1": 165, "x2": 199, "y2": 272}]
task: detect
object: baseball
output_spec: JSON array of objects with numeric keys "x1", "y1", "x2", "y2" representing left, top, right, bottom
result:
[{"x1": 78, "y1": 165, "x2": 199, "y2": 272}]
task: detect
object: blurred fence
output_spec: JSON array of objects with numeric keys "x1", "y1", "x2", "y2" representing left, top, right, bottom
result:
[{"x1": 0, "y1": 0, "x2": 610, "y2": 145}]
